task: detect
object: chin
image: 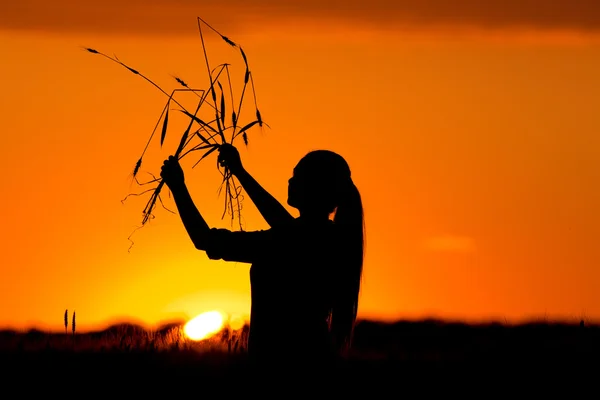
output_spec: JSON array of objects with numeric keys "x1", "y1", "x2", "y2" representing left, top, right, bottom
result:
[{"x1": 287, "y1": 196, "x2": 299, "y2": 208}]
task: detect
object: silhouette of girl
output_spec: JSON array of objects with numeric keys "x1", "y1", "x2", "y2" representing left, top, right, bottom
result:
[{"x1": 160, "y1": 144, "x2": 365, "y2": 366}]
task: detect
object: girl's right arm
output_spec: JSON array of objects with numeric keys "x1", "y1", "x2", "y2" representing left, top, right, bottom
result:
[
  {"x1": 234, "y1": 168, "x2": 295, "y2": 229},
  {"x1": 219, "y1": 144, "x2": 294, "y2": 229}
]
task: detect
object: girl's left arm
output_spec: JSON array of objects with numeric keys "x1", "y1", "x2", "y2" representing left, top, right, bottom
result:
[
  {"x1": 169, "y1": 182, "x2": 272, "y2": 263},
  {"x1": 169, "y1": 183, "x2": 212, "y2": 251}
]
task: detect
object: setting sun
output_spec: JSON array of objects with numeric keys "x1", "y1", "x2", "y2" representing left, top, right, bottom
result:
[{"x1": 184, "y1": 311, "x2": 225, "y2": 341}]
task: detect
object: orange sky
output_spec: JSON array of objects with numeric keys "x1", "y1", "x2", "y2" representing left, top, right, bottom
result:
[{"x1": 1, "y1": 1, "x2": 599, "y2": 331}]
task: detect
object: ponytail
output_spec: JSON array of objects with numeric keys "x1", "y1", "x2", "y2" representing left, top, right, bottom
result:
[{"x1": 330, "y1": 181, "x2": 365, "y2": 354}]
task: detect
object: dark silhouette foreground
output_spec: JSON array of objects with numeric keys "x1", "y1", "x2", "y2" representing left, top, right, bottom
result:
[
  {"x1": 161, "y1": 144, "x2": 365, "y2": 366},
  {"x1": 1, "y1": 319, "x2": 597, "y2": 393}
]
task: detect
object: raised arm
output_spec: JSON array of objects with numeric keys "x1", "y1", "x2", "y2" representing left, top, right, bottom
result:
[
  {"x1": 234, "y1": 168, "x2": 295, "y2": 228},
  {"x1": 161, "y1": 155, "x2": 277, "y2": 264},
  {"x1": 218, "y1": 144, "x2": 294, "y2": 229},
  {"x1": 161, "y1": 155, "x2": 211, "y2": 250}
]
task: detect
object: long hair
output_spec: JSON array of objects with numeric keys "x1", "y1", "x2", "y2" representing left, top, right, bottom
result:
[
  {"x1": 297, "y1": 150, "x2": 365, "y2": 354},
  {"x1": 331, "y1": 179, "x2": 365, "y2": 354}
]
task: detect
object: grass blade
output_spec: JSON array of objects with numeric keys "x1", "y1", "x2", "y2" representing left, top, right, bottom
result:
[
  {"x1": 192, "y1": 145, "x2": 219, "y2": 168},
  {"x1": 240, "y1": 47, "x2": 250, "y2": 85},
  {"x1": 172, "y1": 75, "x2": 189, "y2": 88},
  {"x1": 210, "y1": 84, "x2": 217, "y2": 103},
  {"x1": 160, "y1": 99, "x2": 170, "y2": 146},
  {"x1": 196, "y1": 129, "x2": 214, "y2": 146},
  {"x1": 178, "y1": 110, "x2": 218, "y2": 134},
  {"x1": 133, "y1": 158, "x2": 142, "y2": 178},
  {"x1": 256, "y1": 109, "x2": 262, "y2": 127},
  {"x1": 193, "y1": 144, "x2": 216, "y2": 151},
  {"x1": 222, "y1": 35, "x2": 236, "y2": 47},
  {"x1": 240, "y1": 47, "x2": 248, "y2": 68},
  {"x1": 234, "y1": 120, "x2": 259, "y2": 138},
  {"x1": 218, "y1": 81, "x2": 226, "y2": 126},
  {"x1": 176, "y1": 125, "x2": 191, "y2": 157},
  {"x1": 201, "y1": 145, "x2": 219, "y2": 159}
]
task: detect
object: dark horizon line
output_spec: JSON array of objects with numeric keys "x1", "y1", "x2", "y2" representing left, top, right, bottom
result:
[{"x1": 2, "y1": 315, "x2": 597, "y2": 335}]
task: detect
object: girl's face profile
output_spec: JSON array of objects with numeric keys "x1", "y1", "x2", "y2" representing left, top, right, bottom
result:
[
  {"x1": 287, "y1": 160, "x2": 314, "y2": 209},
  {"x1": 287, "y1": 167, "x2": 303, "y2": 208}
]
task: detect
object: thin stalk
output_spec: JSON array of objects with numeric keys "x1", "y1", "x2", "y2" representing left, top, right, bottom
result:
[{"x1": 197, "y1": 19, "x2": 226, "y2": 143}]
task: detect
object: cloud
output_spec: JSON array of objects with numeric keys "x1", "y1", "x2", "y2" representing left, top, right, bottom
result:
[
  {"x1": 424, "y1": 235, "x2": 476, "y2": 253},
  {"x1": 1, "y1": 0, "x2": 600, "y2": 36}
]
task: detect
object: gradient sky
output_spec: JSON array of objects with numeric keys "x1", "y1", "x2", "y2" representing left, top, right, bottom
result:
[{"x1": 1, "y1": 1, "x2": 599, "y2": 331}]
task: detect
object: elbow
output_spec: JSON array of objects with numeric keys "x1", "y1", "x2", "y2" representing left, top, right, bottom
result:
[
  {"x1": 193, "y1": 240, "x2": 207, "y2": 251},
  {"x1": 190, "y1": 229, "x2": 211, "y2": 251}
]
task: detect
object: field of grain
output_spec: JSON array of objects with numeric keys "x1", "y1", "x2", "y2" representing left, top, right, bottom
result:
[{"x1": 1, "y1": 319, "x2": 597, "y2": 394}]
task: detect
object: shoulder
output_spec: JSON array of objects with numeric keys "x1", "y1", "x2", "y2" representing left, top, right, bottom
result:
[
  {"x1": 207, "y1": 227, "x2": 277, "y2": 245},
  {"x1": 205, "y1": 227, "x2": 275, "y2": 262},
  {"x1": 209, "y1": 227, "x2": 272, "y2": 236}
]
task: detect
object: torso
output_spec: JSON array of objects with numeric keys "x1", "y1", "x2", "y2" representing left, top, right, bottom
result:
[{"x1": 247, "y1": 218, "x2": 339, "y2": 360}]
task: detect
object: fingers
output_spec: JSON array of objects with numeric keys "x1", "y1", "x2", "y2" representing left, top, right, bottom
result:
[
  {"x1": 218, "y1": 143, "x2": 236, "y2": 154},
  {"x1": 160, "y1": 155, "x2": 184, "y2": 186},
  {"x1": 217, "y1": 149, "x2": 228, "y2": 166},
  {"x1": 162, "y1": 155, "x2": 178, "y2": 165},
  {"x1": 161, "y1": 155, "x2": 179, "y2": 176},
  {"x1": 218, "y1": 144, "x2": 235, "y2": 159}
]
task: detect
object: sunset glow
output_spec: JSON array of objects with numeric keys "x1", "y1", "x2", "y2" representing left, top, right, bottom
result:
[
  {"x1": 228, "y1": 314, "x2": 246, "y2": 331},
  {"x1": 1, "y1": 1, "x2": 599, "y2": 332}
]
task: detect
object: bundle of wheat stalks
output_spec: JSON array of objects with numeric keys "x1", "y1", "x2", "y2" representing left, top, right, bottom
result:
[{"x1": 85, "y1": 17, "x2": 267, "y2": 249}]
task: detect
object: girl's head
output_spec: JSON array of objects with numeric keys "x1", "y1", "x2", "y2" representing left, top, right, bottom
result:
[
  {"x1": 287, "y1": 150, "x2": 352, "y2": 215},
  {"x1": 288, "y1": 149, "x2": 365, "y2": 353}
]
